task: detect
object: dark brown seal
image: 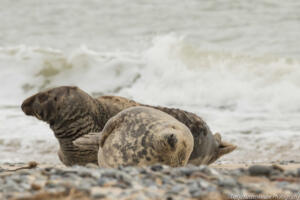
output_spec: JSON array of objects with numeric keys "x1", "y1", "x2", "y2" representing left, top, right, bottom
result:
[
  {"x1": 21, "y1": 86, "x2": 236, "y2": 166},
  {"x1": 98, "y1": 106, "x2": 194, "y2": 168},
  {"x1": 21, "y1": 86, "x2": 105, "y2": 166}
]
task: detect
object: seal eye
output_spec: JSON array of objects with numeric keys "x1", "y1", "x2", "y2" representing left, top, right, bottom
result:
[
  {"x1": 54, "y1": 97, "x2": 57, "y2": 102},
  {"x1": 49, "y1": 119, "x2": 55, "y2": 126},
  {"x1": 40, "y1": 110, "x2": 45, "y2": 119},
  {"x1": 167, "y1": 134, "x2": 177, "y2": 149}
]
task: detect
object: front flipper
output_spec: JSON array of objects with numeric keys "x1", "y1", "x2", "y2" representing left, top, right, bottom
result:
[
  {"x1": 99, "y1": 115, "x2": 123, "y2": 147},
  {"x1": 73, "y1": 132, "x2": 100, "y2": 151}
]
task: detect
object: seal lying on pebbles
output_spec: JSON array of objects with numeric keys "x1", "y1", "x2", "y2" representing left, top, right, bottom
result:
[
  {"x1": 21, "y1": 86, "x2": 236, "y2": 166},
  {"x1": 98, "y1": 106, "x2": 194, "y2": 168},
  {"x1": 21, "y1": 86, "x2": 104, "y2": 166},
  {"x1": 98, "y1": 96, "x2": 236, "y2": 165}
]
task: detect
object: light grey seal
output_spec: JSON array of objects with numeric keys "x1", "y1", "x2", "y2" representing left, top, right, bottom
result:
[{"x1": 98, "y1": 106, "x2": 194, "y2": 168}]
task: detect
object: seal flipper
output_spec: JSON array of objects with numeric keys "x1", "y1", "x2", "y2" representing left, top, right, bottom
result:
[
  {"x1": 214, "y1": 133, "x2": 237, "y2": 159},
  {"x1": 99, "y1": 115, "x2": 123, "y2": 147},
  {"x1": 218, "y1": 140, "x2": 237, "y2": 157},
  {"x1": 73, "y1": 132, "x2": 100, "y2": 151}
]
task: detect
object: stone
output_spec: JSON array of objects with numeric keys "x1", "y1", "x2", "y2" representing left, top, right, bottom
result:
[
  {"x1": 218, "y1": 177, "x2": 237, "y2": 188},
  {"x1": 85, "y1": 163, "x2": 99, "y2": 168},
  {"x1": 169, "y1": 184, "x2": 185, "y2": 194},
  {"x1": 297, "y1": 168, "x2": 300, "y2": 177},
  {"x1": 248, "y1": 165, "x2": 272, "y2": 176},
  {"x1": 151, "y1": 165, "x2": 164, "y2": 172}
]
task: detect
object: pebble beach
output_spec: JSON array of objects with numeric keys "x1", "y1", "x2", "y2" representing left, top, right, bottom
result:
[{"x1": 1, "y1": 162, "x2": 300, "y2": 200}]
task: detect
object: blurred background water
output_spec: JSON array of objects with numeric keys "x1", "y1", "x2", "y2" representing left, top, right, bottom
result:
[{"x1": 0, "y1": 0, "x2": 300, "y2": 164}]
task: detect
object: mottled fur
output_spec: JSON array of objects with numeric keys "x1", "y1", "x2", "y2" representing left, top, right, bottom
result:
[
  {"x1": 98, "y1": 96, "x2": 236, "y2": 165},
  {"x1": 21, "y1": 86, "x2": 236, "y2": 166},
  {"x1": 98, "y1": 106, "x2": 194, "y2": 168}
]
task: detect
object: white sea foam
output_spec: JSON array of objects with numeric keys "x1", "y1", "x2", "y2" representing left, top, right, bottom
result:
[{"x1": 1, "y1": 35, "x2": 299, "y2": 113}]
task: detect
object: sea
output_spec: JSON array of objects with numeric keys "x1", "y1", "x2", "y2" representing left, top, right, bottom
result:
[{"x1": 0, "y1": 0, "x2": 300, "y2": 164}]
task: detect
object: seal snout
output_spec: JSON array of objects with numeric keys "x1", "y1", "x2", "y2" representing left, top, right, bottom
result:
[
  {"x1": 21, "y1": 92, "x2": 51, "y2": 118},
  {"x1": 21, "y1": 95, "x2": 36, "y2": 116}
]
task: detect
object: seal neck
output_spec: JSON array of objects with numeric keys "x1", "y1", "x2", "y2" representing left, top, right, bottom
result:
[
  {"x1": 50, "y1": 98, "x2": 107, "y2": 141},
  {"x1": 93, "y1": 99, "x2": 110, "y2": 130}
]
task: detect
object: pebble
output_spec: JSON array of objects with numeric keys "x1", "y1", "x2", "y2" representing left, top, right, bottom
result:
[
  {"x1": 248, "y1": 165, "x2": 272, "y2": 176},
  {"x1": 218, "y1": 177, "x2": 237, "y2": 188},
  {"x1": 190, "y1": 189, "x2": 203, "y2": 198},
  {"x1": 91, "y1": 188, "x2": 106, "y2": 199},
  {"x1": 283, "y1": 170, "x2": 297, "y2": 177},
  {"x1": 31, "y1": 183, "x2": 42, "y2": 190},
  {"x1": 169, "y1": 184, "x2": 185, "y2": 194},
  {"x1": 85, "y1": 163, "x2": 99, "y2": 168},
  {"x1": 78, "y1": 181, "x2": 93, "y2": 191},
  {"x1": 150, "y1": 164, "x2": 163, "y2": 172},
  {"x1": 284, "y1": 184, "x2": 300, "y2": 193},
  {"x1": 297, "y1": 168, "x2": 300, "y2": 177}
]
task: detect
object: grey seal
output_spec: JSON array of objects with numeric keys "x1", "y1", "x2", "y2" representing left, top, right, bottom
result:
[{"x1": 98, "y1": 106, "x2": 194, "y2": 167}]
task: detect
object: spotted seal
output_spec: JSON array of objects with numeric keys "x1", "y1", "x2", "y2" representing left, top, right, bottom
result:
[
  {"x1": 98, "y1": 106, "x2": 194, "y2": 167},
  {"x1": 98, "y1": 96, "x2": 236, "y2": 165},
  {"x1": 21, "y1": 86, "x2": 236, "y2": 166}
]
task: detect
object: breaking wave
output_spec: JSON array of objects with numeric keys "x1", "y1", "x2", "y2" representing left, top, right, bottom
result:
[{"x1": 0, "y1": 35, "x2": 299, "y2": 113}]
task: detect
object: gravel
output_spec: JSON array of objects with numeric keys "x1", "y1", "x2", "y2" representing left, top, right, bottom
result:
[{"x1": 0, "y1": 162, "x2": 300, "y2": 200}]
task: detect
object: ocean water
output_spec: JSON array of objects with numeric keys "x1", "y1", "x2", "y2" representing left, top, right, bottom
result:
[{"x1": 0, "y1": 0, "x2": 300, "y2": 164}]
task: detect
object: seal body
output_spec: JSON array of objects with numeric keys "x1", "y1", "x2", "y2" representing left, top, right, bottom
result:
[
  {"x1": 98, "y1": 106, "x2": 194, "y2": 168},
  {"x1": 98, "y1": 96, "x2": 236, "y2": 165}
]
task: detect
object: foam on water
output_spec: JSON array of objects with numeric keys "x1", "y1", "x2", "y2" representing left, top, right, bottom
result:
[
  {"x1": 121, "y1": 35, "x2": 300, "y2": 114},
  {"x1": 0, "y1": 35, "x2": 300, "y2": 163},
  {"x1": 1, "y1": 35, "x2": 299, "y2": 112}
]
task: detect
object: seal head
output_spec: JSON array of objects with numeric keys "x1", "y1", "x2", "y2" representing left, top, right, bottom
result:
[
  {"x1": 21, "y1": 86, "x2": 105, "y2": 139},
  {"x1": 21, "y1": 86, "x2": 105, "y2": 166}
]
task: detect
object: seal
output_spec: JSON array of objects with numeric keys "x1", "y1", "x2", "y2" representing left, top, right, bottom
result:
[
  {"x1": 21, "y1": 86, "x2": 104, "y2": 166},
  {"x1": 97, "y1": 106, "x2": 194, "y2": 168},
  {"x1": 97, "y1": 96, "x2": 236, "y2": 165},
  {"x1": 21, "y1": 86, "x2": 236, "y2": 166}
]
